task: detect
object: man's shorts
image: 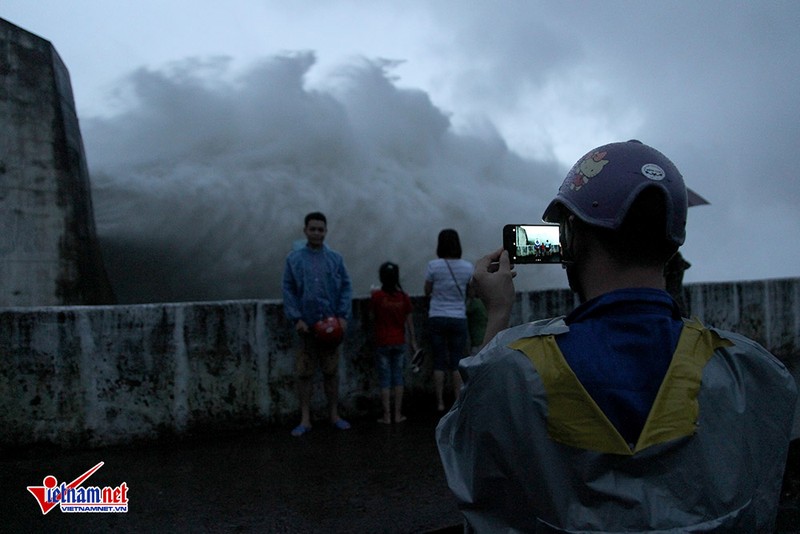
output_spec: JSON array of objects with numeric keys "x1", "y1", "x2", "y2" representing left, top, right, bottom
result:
[{"x1": 296, "y1": 334, "x2": 341, "y2": 378}]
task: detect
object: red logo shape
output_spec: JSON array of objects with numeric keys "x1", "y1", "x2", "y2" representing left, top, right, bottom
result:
[{"x1": 27, "y1": 462, "x2": 104, "y2": 515}]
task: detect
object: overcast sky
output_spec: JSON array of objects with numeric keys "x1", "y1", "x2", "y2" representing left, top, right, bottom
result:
[{"x1": 4, "y1": 1, "x2": 800, "y2": 303}]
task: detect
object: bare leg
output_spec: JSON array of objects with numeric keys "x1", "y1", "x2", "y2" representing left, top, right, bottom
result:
[
  {"x1": 297, "y1": 377, "x2": 312, "y2": 428},
  {"x1": 452, "y1": 370, "x2": 463, "y2": 401},
  {"x1": 394, "y1": 386, "x2": 406, "y2": 422},
  {"x1": 378, "y1": 387, "x2": 391, "y2": 423},
  {"x1": 434, "y1": 369, "x2": 446, "y2": 411},
  {"x1": 323, "y1": 373, "x2": 341, "y2": 423}
]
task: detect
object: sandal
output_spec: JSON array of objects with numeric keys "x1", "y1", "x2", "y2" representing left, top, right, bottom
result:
[
  {"x1": 291, "y1": 424, "x2": 311, "y2": 437},
  {"x1": 332, "y1": 418, "x2": 351, "y2": 430}
]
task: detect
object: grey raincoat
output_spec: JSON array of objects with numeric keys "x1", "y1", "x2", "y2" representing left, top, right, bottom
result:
[{"x1": 436, "y1": 317, "x2": 796, "y2": 532}]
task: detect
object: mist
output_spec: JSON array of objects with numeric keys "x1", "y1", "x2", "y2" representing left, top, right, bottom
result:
[{"x1": 87, "y1": 53, "x2": 565, "y2": 303}]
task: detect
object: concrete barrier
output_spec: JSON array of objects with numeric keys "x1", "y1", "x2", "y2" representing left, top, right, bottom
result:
[
  {"x1": 2, "y1": 278, "x2": 799, "y2": 448},
  {"x1": 0, "y1": 17, "x2": 115, "y2": 306}
]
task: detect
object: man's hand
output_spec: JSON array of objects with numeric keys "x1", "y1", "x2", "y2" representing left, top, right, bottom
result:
[
  {"x1": 295, "y1": 319, "x2": 309, "y2": 334},
  {"x1": 473, "y1": 248, "x2": 516, "y2": 348}
]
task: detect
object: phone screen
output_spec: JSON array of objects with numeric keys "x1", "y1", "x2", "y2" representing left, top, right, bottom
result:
[{"x1": 503, "y1": 224, "x2": 562, "y2": 264}]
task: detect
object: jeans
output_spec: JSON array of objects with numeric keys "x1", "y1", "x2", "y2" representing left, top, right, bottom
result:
[{"x1": 375, "y1": 344, "x2": 406, "y2": 388}]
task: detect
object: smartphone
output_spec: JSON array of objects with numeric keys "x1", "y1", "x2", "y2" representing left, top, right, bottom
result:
[{"x1": 503, "y1": 224, "x2": 562, "y2": 264}]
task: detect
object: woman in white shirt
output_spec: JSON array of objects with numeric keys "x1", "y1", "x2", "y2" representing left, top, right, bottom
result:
[{"x1": 424, "y1": 229, "x2": 474, "y2": 411}]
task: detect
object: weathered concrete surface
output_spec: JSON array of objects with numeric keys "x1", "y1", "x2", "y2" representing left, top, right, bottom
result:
[
  {"x1": 0, "y1": 297, "x2": 438, "y2": 448},
  {"x1": 2, "y1": 279, "x2": 800, "y2": 449},
  {"x1": 0, "y1": 17, "x2": 114, "y2": 306},
  {"x1": 686, "y1": 279, "x2": 800, "y2": 361}
]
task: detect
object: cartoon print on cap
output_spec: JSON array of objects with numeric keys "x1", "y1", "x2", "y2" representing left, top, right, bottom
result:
[{"x1": 568, "y1": 151, "x2": 609, "y2": 191}]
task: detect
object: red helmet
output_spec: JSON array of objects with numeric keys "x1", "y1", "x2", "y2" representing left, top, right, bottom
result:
[{"x1": 312, "y1": 316, "x2": 344, "y2": 346}]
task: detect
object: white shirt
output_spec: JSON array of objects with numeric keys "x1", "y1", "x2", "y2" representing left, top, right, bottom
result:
[{"x1": 425, "y1": 258, "x2": 474, "y2": 318}]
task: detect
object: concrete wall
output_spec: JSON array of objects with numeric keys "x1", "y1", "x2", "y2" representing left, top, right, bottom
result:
[
  {"x1": 2, "y1": 278, "x2": 799, "y2": 449},
  {"x1": 0, "y1": 18, "x2": 114, "y2": 306}
]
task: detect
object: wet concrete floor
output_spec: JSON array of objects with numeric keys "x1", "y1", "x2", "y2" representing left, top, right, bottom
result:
[
  {"x1": 6, "y1": 413, "x2": 800, "y2": 533},
  {"x1": 1, "y1": 412, "x2": 462, "y2": 533}
]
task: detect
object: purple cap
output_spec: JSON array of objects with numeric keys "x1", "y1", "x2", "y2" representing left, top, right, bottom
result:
[{"x1": 542, "y1": 140, "x2": 688, "y2": 246}]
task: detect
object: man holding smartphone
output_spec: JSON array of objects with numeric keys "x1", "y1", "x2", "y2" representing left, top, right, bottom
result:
[{"x1": 437, "y1": 140, "x2": 796, "y2": 532}]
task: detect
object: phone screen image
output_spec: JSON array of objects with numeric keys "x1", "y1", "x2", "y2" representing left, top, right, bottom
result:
[{"x1": 503, "y1": 224, "x2": 562, "y2": 264}]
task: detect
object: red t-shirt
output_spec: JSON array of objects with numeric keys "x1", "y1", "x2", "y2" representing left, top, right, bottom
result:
[{"x1": 371, "y1": 289, "x2": 413, "y2": 346}]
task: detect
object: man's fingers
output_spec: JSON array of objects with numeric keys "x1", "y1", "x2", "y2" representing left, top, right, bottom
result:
[
  {"x1": 476, "y1": 248, "x2": 504, "y2": 272},
  {"x1": 497, "y1": 250, "x2": 518, "y2": 278}
]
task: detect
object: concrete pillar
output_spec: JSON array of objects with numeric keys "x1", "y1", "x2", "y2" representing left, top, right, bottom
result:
[{"x1": 0, "y1": 18, "x2": 114, "y2": 305}]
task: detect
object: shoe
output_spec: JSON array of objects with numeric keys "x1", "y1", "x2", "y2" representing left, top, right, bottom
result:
[
  {"x1": 332, "y1": 418, "x2": 351, "y2": 430},
  {"x1": 291, "y1": 424, "x2": 311, "y2": 437}
]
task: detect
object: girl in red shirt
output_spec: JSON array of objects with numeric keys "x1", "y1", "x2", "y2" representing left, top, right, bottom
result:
[{"x1": 371, "y1": 262, "x2": 419, "y2": 423}]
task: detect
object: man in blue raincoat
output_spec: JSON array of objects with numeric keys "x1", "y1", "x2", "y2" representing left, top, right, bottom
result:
[{"x1": 283, "y1": 211, "x2": 352, "y2": 437}]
